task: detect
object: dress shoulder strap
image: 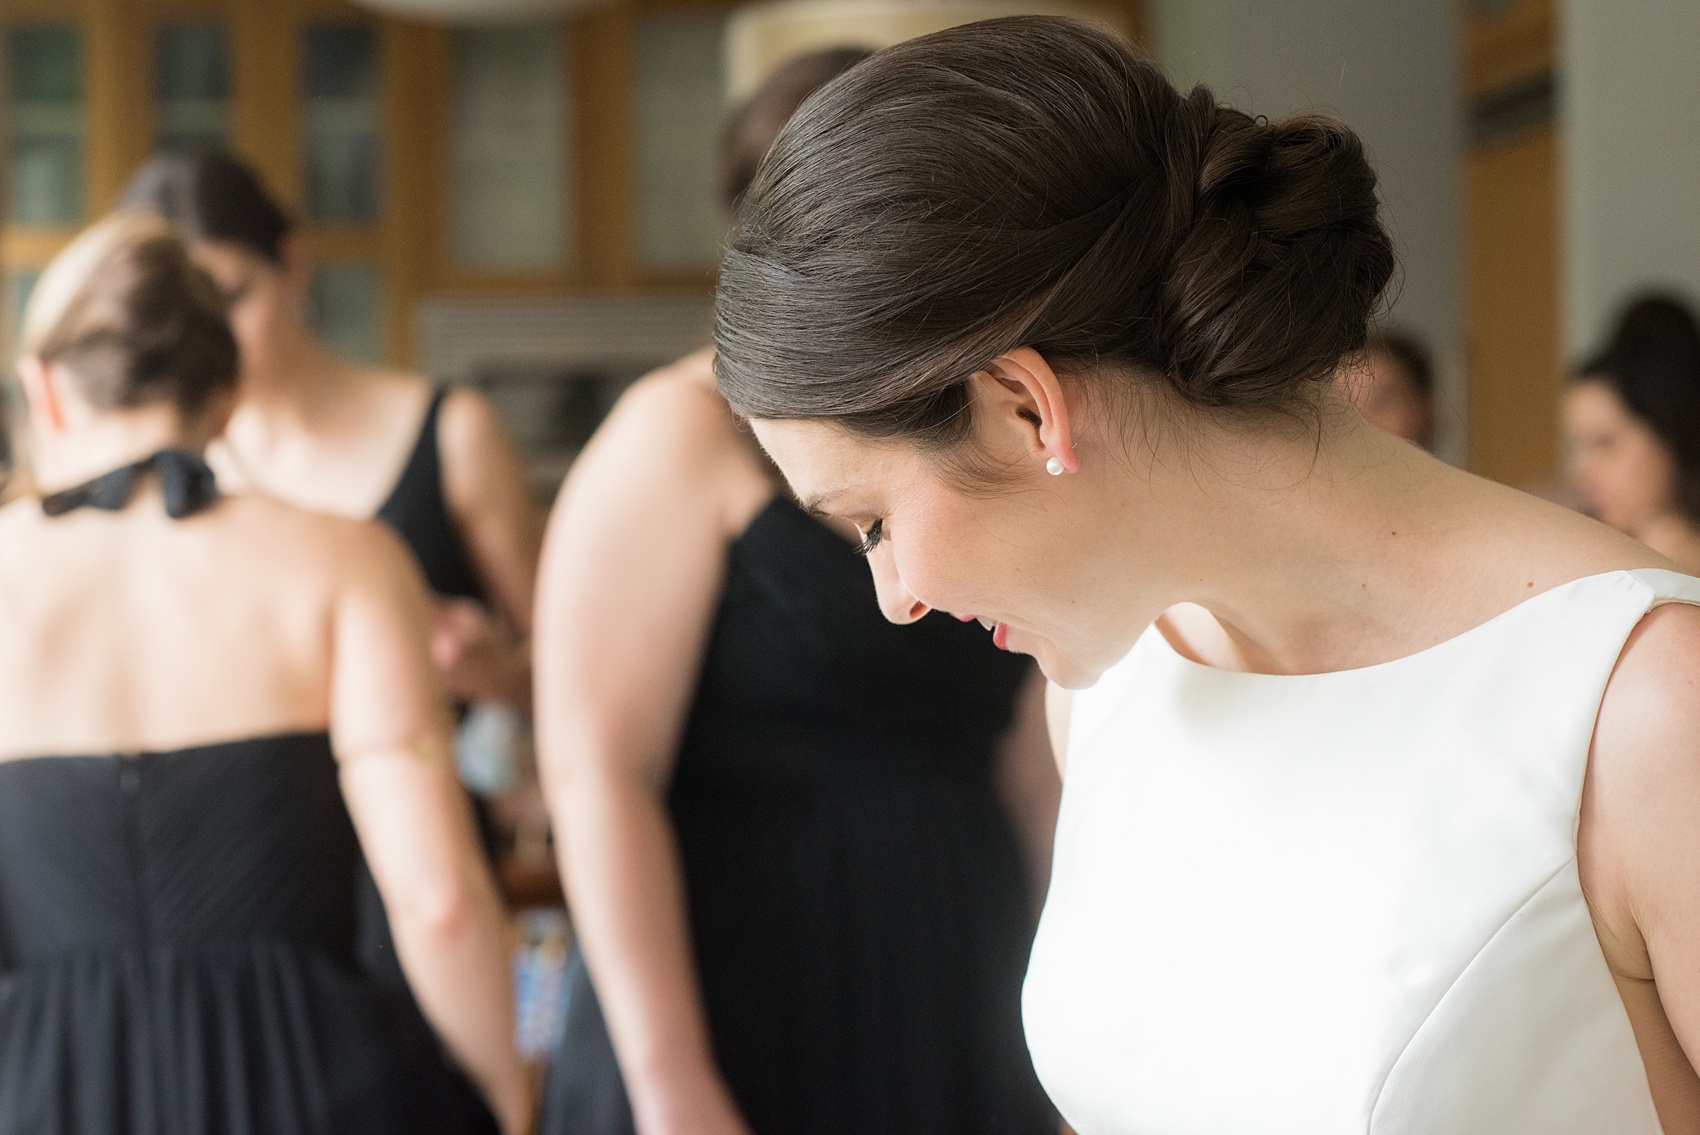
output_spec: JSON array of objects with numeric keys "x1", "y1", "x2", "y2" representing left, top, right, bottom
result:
[
  {"x1": 374, "y1": 387, "x2": 485, "y2": 602},
  {"x1": 1627, "y1": 567, "x2": 1700, "y2": 609},
  {"x1": 375, "y1": 386, "x2": 448, "y2": 521}
]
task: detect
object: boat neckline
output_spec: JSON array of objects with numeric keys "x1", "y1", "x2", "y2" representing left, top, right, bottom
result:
[{"x1": 1145, "y1": 567, "x2": 1690, "y2": 681}]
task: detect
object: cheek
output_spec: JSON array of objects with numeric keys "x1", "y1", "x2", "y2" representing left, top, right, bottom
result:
[
  {"x1": 888, "y1": 525, "x2": 969, "y2": 609},
  {"x1": 1623, "y1": 439, "x2": 1677, "y2": 498},
  {"x1": 228, "y1": 295, "x2": 281, "y2": 355},
  {"x1": 889, "y1": 499, "x2": 1032, "y2": 616}
]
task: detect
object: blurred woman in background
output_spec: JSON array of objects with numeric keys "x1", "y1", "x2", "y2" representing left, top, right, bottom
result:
[
  {"x1": 120, "y1": 152, "x2": 546, "y2": 980},
  {"x1": 119, "y1": 151, "x2": 542, "y2": 716},
  {"x1": 1342, "y1": 329, "x2": 1435, "y2": 450},
  {"x1": 535, "y1": 49, "x2": 1059, "y2": 1135},
  {"x1": 1564, "y1": 294, "x2": 1700, "y2": 572},
  {"x1": 0, "y1": 212, "x2": 527, "y2": 1135}
]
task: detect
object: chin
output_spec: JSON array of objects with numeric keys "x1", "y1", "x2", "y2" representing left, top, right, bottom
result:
[{"x1": 1030, "y1": 648, "x2": 1107, "y2": 692}]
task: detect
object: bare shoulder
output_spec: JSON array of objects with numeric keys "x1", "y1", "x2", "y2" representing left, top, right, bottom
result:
[
  {"x1": 218, "y1": 492, "x2": 419, "y2": 595},
  {"x1": 1471, "y1": 473, "x2": 1670, "y2": 578},
  {"x1": 564, "y1": 348, "x2": 768, "y2": 514},
  {"x1": 1598, "y1": 601, "x2": 1700, "y2": 757},
  {"x1": 0, "y1": 499, "x2": 48, "y2": 586},
  {"x1": 436, "y1": 384, "x2": 515, "y2": 453},
  {"x1": 0, "y1": 496, "x2": 44, "y2": 542}
]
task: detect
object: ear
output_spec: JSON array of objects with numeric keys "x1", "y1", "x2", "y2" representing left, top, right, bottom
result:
[
  {"x1": 16, "y1": 355, "x2": 67, "y2": 435},
  {"x1": 965, "y1": 346, "x2": 1080, "y2": 474}
]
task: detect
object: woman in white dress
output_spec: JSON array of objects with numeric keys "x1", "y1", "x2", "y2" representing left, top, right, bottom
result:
[{"x1": 712, "y1": 16, "x2": 1700, "y2": 1135}]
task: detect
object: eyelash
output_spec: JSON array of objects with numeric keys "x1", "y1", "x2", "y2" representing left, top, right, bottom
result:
[{"x1": 854, "y1": 518, "x2": 885, "y2": 557}]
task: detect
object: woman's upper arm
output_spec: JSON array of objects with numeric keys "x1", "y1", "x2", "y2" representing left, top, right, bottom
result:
[
  {"x1": 1584, "y1": 603, "x2": 1700, "y2": 1058},
  {"x1": 437, "y1": 386, "x2": 546, "y2": 632},
  {"x1": 328, "y1": 522, "x2": 451, "y2": 758},
  {"x1": 1046, "y1": 681, "x2": 1073, "y2": 777},
  {"x1": 534, "y1": 377, "x2": 756, "y2": 794},
  {"x1": 325, "y1": 524, "x2": 482, "y2": 896}
]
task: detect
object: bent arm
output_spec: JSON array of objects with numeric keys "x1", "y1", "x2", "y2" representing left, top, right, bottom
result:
[
  {"x1": 1581, "y1": 603, "x2": 1700, "y2": 1133},
  {"x1": 437, "y1": 386, "x2": 546, "y2": 707},
  {"x1": 329, "y1": 527, "x2": 530, "y2": 1135},
  {"x1": 535, "y1": 373, "x2": 762, "y2": 1135}
]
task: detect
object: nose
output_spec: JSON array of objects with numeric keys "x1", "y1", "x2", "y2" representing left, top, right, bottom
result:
[{"x1": 868, "y1": 552, "x2": 930, "y2": 625}]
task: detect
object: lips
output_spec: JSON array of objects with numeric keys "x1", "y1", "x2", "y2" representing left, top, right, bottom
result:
[{"x1": 954, "y1": 614, "x2": 1011, "y2": 651}]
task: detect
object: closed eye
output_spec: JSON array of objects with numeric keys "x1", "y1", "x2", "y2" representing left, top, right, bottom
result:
[{"x1": 854, "y1": 518, "x2": 885, "y2": 557}]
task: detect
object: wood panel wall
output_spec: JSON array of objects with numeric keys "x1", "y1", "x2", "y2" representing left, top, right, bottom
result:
[{"x1": 1462, "y1": 0, "x2": 1560, "y2": 489}]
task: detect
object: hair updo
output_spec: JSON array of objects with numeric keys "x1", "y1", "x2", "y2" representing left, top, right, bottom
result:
[
  {"x1": 120, "y1": 150, "x2": 293, "y2": 265},
  {"x1": 20, "y1": 210, "x2": 238, "y2": 416},
  {"x1": 714, "y1": 16, "x2": 1396, "y2": 447}
]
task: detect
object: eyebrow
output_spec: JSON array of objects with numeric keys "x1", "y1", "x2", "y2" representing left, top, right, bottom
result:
[{"x1": 798, "y1": 488, "x2": 845, "y2": 517}]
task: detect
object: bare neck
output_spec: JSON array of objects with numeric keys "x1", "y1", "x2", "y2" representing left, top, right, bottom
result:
[
  {"x1": 233, "y1": 325, "x2": 351, "y2": 432},
  {"x1": 33, "y1": 406, "x2": 211, "y2": 494},
  {"x1": 1101, "y1": 413, "x2": 1497, "y2": 675}
]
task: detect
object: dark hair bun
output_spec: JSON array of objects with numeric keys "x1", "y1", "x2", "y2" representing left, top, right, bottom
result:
[
  {"x1": 23, "y1": 212, "x2": 238, "y2": 416},
  {"x1": 716, "y1": 15, "x2": 1396, "y2": 442},
  {"x1": 1163, "y1": 93, "x2": 1394, "y2": 408}
]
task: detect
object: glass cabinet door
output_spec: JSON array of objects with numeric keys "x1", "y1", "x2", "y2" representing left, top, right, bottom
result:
[
  {"x1": 309, "y1": 261, "x2": 384, "y2": 363},
  {"x1": 303, "y1": 23, "x2": 380, "y2": 224},
  {"x1": 633, "y1": 15, "x2": 727, "y2": 272},
  {"x1": 8, "y1": 25, "x2": 84, "y2": 226},
  {"x1": 156, "y1": 23, "x2": 231, "y2": 153},
  {"x1": 450, "y1": 25, "x2": 570, "y2": 272}
]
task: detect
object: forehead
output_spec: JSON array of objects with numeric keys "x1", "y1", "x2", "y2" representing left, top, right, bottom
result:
[
  {"x1": 750, "y1": 419, "x2": 915, "y2": 507},
  {"x1": 189, "y1": 239, "x2": 270, "y2": 277},
  {"x1": 1566, "y1": 379, "x2": 1630, "y2": 420}
]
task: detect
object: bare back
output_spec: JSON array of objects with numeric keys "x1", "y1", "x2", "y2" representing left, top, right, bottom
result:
[{"x1": 0, "y1": 487, "x2": 425, "y2": 760}]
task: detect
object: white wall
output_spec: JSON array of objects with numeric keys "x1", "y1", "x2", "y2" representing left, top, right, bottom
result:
[
  {"x1": 1561, "y1": 0, "x2": 1700, "y2": 358},
  {"x1": 1154, "y1": 0, "x2": 1465, "y2": 462}
]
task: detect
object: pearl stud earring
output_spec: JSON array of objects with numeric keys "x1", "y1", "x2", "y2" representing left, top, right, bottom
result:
[{"x1": 1046, "y1": 457, "x2": 1065, "y2": 476}]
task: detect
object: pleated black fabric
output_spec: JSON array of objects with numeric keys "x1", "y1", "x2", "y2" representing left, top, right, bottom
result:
[
  {"x1": 543, "y1": 498, "x2": 1055, "y2": 1135},
  {"x1": 0, "y1": 733, "x2": 496, "y2": 1135}
]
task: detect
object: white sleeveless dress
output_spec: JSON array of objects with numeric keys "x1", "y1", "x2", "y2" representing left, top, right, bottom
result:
[{"x1": 1023, "y1": 569, "x2": 1700, "y2": 1134}]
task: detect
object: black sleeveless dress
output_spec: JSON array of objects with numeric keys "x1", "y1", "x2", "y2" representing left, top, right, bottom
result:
[
  {"x1": 0, "y1": 732, "x2": 496, "y2": 1135},
  {"x1": 542, "y1": 498, "x2": 1056, "y2": 1135},
  {"x1": 375, "y1": 386, "x2": 484, "y2": 604}
]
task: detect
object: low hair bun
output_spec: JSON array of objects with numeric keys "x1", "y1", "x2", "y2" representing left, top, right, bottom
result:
[
  {"x1": 716, "y1": 15, "x2": 1398, "y2": 443},
  {"x1": 1157, "y1": 96, "x2": 1395, "y2": 409}
]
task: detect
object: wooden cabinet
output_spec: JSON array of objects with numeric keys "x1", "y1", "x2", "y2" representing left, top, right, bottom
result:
[
  {"x1": 3, "y1": 0, "x2": 756, "y2": 366},
  {"x1": 1462, "y1": 0, "x2": 1561, "y2": 489}
]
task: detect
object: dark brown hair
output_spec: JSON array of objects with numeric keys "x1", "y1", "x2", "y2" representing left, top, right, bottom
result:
[
  {"x1": 22, "y1": 211, "x2": 238, "y2": 416},
  {"x1": 720, "y1": 46, "x2": 873, "y2": 210},
  {"x1": 119, "y1": 150, "x2": 293, "y2": 265},
  {"x1": 1576, "y1": 294, "x2": 1700, "y2": 519},
  {"x1": 715, "y1": 16, "x2": 1396, "y2": 448}
]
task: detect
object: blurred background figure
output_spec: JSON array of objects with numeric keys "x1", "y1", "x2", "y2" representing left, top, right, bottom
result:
[
  {"x1": 0, "y1": 211, "x2": 528, "y2": 1135},
  {"x1": 119, "y1": 151, "x2": 542, "y2": 717},
  {"x1": 534, "y1": 48, "x2": 1060, "y2": 1135},
  {"x1": 1563, "y1": 294, "x2": 1700, "y2": 573},
  {"x1": 119, "y1": 151, "x2": 545, "y2": 980},
  {"x1": 1341, "y1": 329, "x2": 1437, "y2": 450}
]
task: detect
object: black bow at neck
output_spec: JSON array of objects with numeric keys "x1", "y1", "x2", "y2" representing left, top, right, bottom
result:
[{"x1": 39, "y1": 448, "x2": 220, "y2": 520}]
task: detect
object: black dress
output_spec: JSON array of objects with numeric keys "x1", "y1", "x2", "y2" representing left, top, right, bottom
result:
[
  {"x1": 375, "y1": 387, "x2": 485, "y2": 604},
  {"x1": 0, "y1": 732, "x2": 496, "y2": 1135},
  {"x1": 543, "y1": 498, "x2": 1056, "y2": 1135}
]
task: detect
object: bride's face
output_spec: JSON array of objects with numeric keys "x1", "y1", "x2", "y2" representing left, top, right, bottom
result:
[{"x1": 753, "y1": 396, "x2": 1153, "y2": 689}]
